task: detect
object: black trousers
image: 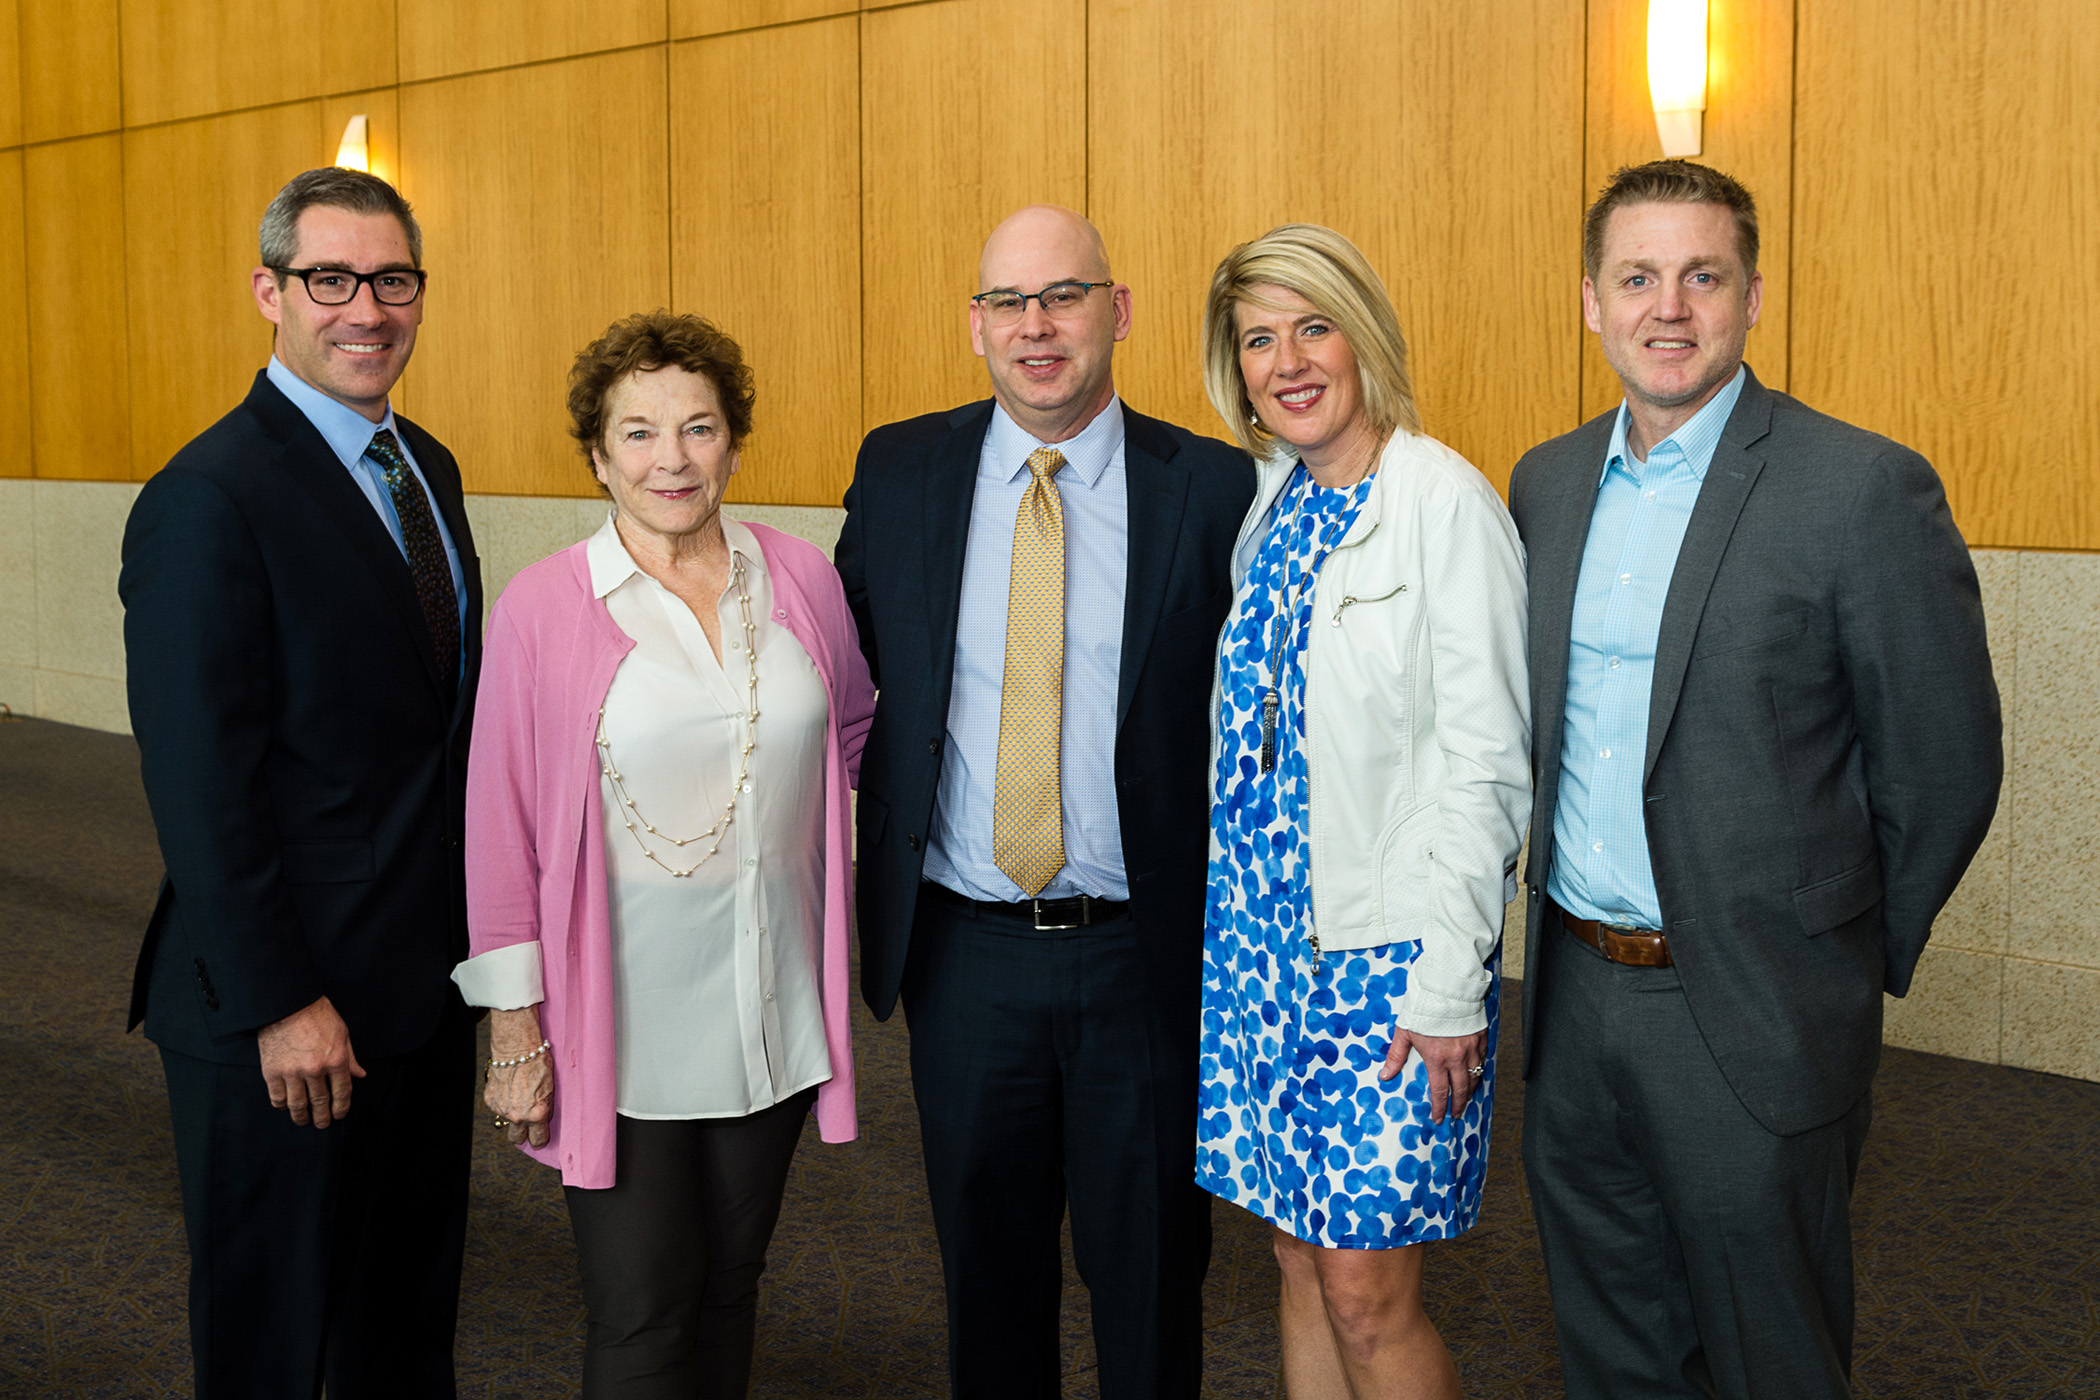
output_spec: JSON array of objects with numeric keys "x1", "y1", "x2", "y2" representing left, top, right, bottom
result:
[
  {"x1": 900, "y1": 893, "x2": 1213, "y2": 1400},
  {"x1": 159, "y1": 1015, "x2": 474, "y2": 1400},
  {"x1": 563, "y1": 1090, "x2": 815, "y2": 1399},
  {"x1": 1521, "y1": 908, "x2": 1871, "y2": 1400}
]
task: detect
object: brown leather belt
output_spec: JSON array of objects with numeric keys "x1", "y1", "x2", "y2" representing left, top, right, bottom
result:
[{"x1": 1550, "y1": 898, "x2": 1674, "y2": 968}]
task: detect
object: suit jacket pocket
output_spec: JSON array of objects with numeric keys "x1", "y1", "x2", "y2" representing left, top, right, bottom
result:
[
  {"x1": 1156, "y1": 586, "x2": 1231, "y2": 634},
  {"x1": 280, "y1": 838, "x2": 375, "y2": 885},
  {"x1": 1692, "y1": 606, "x2": 1811, "y2": 659},
  {"x1": 857, "y1": 792, "x2": 890, "y2": 847},
  {"x1": 1793, "y1": 856, "x2": 1882, "y2": 937}
]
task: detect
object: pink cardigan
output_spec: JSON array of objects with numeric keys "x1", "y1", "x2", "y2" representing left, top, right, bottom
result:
[{"x1": 464, "y1": 523, "x2": 874, "y2": 1188}]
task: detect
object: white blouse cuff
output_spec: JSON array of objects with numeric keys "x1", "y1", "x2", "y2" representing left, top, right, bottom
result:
[{"x1": 451, "y1": 941, "x2": 544, "y2": 1010}]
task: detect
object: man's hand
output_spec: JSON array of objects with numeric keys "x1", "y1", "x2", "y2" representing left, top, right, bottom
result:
[
  {"x1": 1382, "y1": 1025, "x2": 1491, "y2": 1124},
  {"x1": 486, "y1": 1006, "x2": 554, "y2": 1150},
  {"x1": 257, "y1": 995, "x2": 365, "y2": 1128}
]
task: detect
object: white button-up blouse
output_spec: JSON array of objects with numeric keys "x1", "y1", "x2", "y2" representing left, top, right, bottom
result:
[{"x1": 454, "y1": 514, "x2": 833, "y2": 1120}]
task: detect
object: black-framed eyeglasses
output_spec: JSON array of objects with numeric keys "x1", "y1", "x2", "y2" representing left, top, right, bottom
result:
[
  {"x1": 272, "y1": 265, "x2": 427, "y2": 306},
  {"x1": 970, "y1": 281, "x2": 1112, "y2": 326}
]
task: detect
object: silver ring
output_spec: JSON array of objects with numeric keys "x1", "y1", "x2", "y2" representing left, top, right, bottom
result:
[{"x1": 1467, "y1": 1065, "x2": 1484, "y2": 1077}]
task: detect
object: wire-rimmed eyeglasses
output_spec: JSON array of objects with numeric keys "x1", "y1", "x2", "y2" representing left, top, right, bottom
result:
[{"x1": 970, "y1": 281, "x2": 1112, "y2": 326}]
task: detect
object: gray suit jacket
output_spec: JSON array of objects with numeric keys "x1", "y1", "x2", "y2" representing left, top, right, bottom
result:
[{"x1": 1508, "y1": 367, "x2": 2002, "y2": 1136}]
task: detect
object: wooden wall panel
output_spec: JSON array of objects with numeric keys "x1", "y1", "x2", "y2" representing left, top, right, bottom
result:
[
  {"x1": 0, "y1": 152, "x2": 29, "y2": 477},
  {"x1": 18, "y1": 0, "x2": 120, "y2": 142},
  {"x1": 119, "y1": 0, "x2": 395, "y2": 127},
  {"x1": 671, "y1": 0, "x2": 854, "y2": 41},
  {"x1": 1795, "y1": 0, "x2": 2100, "y2": 551},
  {"x1": 1090, "y1": 0, "x2": 1584, "y2": 492},
  {"x1": 861, "y1": 0, "x2": 1085, "y2": 432},
  {"x1": 123, "y1": 97, "x2": 400, "y2": 479},
  {"x1": 1581, "y1": 0, "x2": 1794, "y2": 422},
  {"x1": 398, "y1": 0, "x2": 664, "y2": 84},
  {"x1": 24, "y1": 136, "x2": 129, "y2": 481},
  {"x1": 672, "y1": 18, "x2": 858, "y2": 507},
  {"x1": 0, "y1": 0, "x2": 21, "y2": 150},
  {"x1": 400, "y1": 50, "x2": 669, "y2": 497}
]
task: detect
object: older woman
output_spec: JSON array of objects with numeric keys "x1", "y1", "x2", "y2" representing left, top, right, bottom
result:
[
  {"x1": 453, "y1": 310, "x2": 874, "y2": 1397},
  {"x1": 1196, "y1": 226, "x2": 1529, "y2": 1397}
]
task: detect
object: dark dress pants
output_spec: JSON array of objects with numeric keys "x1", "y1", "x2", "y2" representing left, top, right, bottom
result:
[
  {"x1": 900, "y1": 892, "x2": 1213, "y2": 1400},
  {"x1": 562, "y1": 1089, "x2": 815, "y2": 1400},
  {"x1": 159, "y1": 1013, "x2": 474, "y2": 1400},
  {"x1": 1521, "y1": 908, "x2": 1871, "y2": 1400}
]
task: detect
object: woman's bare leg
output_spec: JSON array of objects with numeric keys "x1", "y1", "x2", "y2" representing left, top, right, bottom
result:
[{"x1": 1271, "y1": 1228, "x2": 1461, "y2": 1399}]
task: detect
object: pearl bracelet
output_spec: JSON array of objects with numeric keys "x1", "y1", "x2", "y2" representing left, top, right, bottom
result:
[{"x1": 490, "y1": 1038, "x2": 550, "y2": 1069}]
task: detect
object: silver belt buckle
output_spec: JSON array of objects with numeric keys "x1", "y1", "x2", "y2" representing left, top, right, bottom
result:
[{"x1": 1032, "y1": 896, "x2": 1088, "y2": 931}]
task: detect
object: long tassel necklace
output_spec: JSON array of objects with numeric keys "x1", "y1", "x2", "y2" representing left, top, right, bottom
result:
[{"x1": 597, "y1": 554, "x2": 760, "y2": 878}]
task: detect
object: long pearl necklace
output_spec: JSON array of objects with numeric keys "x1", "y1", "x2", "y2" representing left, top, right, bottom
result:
[{"x1": 596, "y1": 553, "x2": 760, "y2": 879}]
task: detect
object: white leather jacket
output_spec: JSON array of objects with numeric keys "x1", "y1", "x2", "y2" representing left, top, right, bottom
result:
[{"x1": 1210, "y1": 429, "x2": 1531, "y2": 1037}]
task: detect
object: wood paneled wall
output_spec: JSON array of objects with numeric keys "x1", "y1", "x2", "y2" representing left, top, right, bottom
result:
[{"x1": 0, "y1": 0, "x2": 2094, "y2": 548}]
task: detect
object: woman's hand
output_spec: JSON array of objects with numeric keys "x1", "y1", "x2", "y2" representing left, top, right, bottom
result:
[
  {"x1": 1381, "y1": 1026, "x2": 1490, "y2": 1124},
  {"x1": 485, "y1": 1006, "x2": 554, "y2": 1149}
]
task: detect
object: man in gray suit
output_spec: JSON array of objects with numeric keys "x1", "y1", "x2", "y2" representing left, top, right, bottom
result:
[{"x1": 1508, "y1": 160, "x2": 2002, "y2": 1400}]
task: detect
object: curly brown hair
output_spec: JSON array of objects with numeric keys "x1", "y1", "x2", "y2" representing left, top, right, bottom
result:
[{"x1": 566, "y1": 310, "x2": 755, "y2": 481}]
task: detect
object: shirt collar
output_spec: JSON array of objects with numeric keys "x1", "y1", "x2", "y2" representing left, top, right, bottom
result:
[
  {"x1": 1601, "y1": 363, "x2": 1749, "y2": 485},
  {"x1": 265, "y1": 356, "x2": 403, "y2": 469},
  {"x1": 585, "y1": 511, "x2": 764, "y2": 600},
  {"x1": 983, "y1": 395, "x2": 1125, "y2": 489}
]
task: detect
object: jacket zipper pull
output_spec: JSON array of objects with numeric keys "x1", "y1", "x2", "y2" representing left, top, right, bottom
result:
[
  {"x1": 1309, "y1": 929, "x2": 1323, "y2": 969},
  {"x1": 1330, "y1": 596, "x2": 1356, "y2": 626}
]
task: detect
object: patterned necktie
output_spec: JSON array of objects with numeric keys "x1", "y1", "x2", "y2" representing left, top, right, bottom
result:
[
  {"x1": 993, "y1": 446, "x2": 1068, "y2": 898},
  {"x1": 365, "y1": 428, "x2": 460, "y2": 688}
]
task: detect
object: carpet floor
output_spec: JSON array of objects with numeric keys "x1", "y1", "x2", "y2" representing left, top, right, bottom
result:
[{"x1": 2, "y1": 716, "x2": 2095, "y2": 1398}]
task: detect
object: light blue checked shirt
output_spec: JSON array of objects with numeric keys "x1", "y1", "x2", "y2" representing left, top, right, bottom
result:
[
  {"x1": 1548, "y1": 366, "x2": 1746, "y2": 928},
  {"x1": 923, "y1": 398, "x2": 1130, "y2": 902},
  {"x1": 266, "y1": 356, "x2": 469, "y2": 685}
]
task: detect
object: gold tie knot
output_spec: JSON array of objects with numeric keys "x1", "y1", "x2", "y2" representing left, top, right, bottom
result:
[{"x1": 1026, "y1": 446, "x2": 1066, "y2": 482}]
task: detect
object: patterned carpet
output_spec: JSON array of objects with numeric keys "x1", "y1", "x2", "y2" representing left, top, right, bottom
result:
[{"x1": 1, "y1": 714, "x2": 2095, "y2": 1398}]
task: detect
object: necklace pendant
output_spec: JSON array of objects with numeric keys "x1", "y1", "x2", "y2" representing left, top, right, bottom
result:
[{"x1": 1259, "y1": 689, "x2": 1279, "y2": 773}]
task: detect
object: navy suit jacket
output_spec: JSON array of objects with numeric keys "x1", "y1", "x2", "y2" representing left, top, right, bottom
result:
[
  {"x1": 836, "y1": 399, "x2": 1255, "y2": 1021},
  {"x1": 121, "y1": 370, "x2": 483, "y2": 1065}
]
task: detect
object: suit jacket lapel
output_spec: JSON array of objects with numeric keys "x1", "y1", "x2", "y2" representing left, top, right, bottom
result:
[
  {"x1": 245, "y1": 373, "x2": 448, "y2": 701},
  {"x1": 1643, "y1": 370, "x2": 1775, "y2": 783},
  {"x1": 921, "y1": 402, "x2": 992, "y2": 716},
  {"x1": 1116, "y1": 410, "x2": 1189, "y2": 730}
]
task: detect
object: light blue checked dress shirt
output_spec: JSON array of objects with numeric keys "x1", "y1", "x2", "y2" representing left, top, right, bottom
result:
[
  {"x1": 1548, "y1": 367, "x2": 1746, "y2": 928},
  {"x1": 923, "y1": 398, "x2": 1130, "y2": 902},
  {"x1": 265, "y1": 356, "x2": 470, "y2": 685}
]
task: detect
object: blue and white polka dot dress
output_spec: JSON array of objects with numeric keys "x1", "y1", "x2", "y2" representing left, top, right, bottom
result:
[{"x1": 1196, "y1": 462, "x2": 1498, "y2": 1249}]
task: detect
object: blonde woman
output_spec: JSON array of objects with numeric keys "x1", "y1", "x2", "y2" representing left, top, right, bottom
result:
[{"x1": 1196, "y1": 225, "x2": 1529, "y2": 1398}]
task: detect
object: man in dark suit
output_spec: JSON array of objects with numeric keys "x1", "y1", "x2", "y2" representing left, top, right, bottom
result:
[
  {"x1": 1508, "y1": 159, "x2": 2002, "y2": 1400},
  {"x1": 120, "y1": 167, "x2": 481, "y2": 1398},
  {"x1": 835, "y1": 204, "x2": 1253, "y2": 1398}
]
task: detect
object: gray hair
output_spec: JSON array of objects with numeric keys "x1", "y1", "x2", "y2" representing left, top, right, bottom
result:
[{"x1": 258, "y1": 167, "x2": 423, "y2": 272}]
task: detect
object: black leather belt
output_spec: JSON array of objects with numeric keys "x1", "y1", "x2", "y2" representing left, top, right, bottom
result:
[{"x1": 919, "y1": 880, "x2": 1129, "y2": 930}]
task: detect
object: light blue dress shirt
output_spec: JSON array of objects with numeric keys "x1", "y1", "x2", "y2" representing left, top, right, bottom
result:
[
  {"x1": 923, "y1": 398, "x2": 1130, "y2": 902},
  {"x1": 265, "y1": 357, "x2": 470, "y2": 683},
  {"x1": 1548, "y1": 366, "x2": 1746, "y2": 928}
]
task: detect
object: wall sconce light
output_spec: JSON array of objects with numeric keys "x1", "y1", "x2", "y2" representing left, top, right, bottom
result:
[
  {"x1": 335, "y1": 114, "x2": 370, "y2": 172},
  {"x1": 1647, "y1": 0, "x2": 1708, "y2": 158}
]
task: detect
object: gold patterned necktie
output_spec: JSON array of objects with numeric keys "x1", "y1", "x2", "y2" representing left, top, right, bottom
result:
[{"x1": 993, "y1": 446, "x2": 1068, "y2": 897}]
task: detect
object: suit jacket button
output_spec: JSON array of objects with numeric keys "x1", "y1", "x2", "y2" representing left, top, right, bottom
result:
[
  {"x1": 907, "y1": 834, "x2": 921, "y2": 851},
  {"x1": 928, "y1": 737, "x2": 941, "y2": 756},
  {"x1": 204, "y1": 996, "x2": 220, "y2": 1012}
]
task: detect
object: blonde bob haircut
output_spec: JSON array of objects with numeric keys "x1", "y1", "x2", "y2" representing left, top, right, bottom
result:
[{"x1": 1201, "y1": 223, "x2": 1422, "y2": 458}]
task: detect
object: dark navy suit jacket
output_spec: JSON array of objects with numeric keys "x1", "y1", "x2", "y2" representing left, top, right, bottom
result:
[
  {"x1": 836, "y1": 399, "x2": 1254, "y2": 1021},
  {"x1": 121, "y1": 370, "x2": 483, "y2": 1065}
]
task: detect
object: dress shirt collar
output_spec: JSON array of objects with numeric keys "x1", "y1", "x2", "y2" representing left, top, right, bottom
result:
[
  {"x1": 983, "y1": 395, "x2": 1125, "y2": 490},
  {"x1": 586, "y1": 511, "x2": 765, "y2": 600},
  {"x1": 265, "y1": 356, "x2": 406, "y2": 469},
  {"x1": 1601, "y1": 363, "x2": 1748, "y2": 485}
]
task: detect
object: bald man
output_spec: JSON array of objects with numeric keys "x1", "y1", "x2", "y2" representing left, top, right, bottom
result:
[{"x1": 837, "y1": 206, "x2": 1254, "y2": 1398}]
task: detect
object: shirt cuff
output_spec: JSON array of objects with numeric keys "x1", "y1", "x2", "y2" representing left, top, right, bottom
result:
[{"x1": 451, "y1": 942, "x2": 544, "y2": 1010}]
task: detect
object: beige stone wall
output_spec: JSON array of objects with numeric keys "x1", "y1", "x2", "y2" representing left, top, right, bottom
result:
[{"x1": 1, "y1": 486, "x2": 2091, "y2": 1081}]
